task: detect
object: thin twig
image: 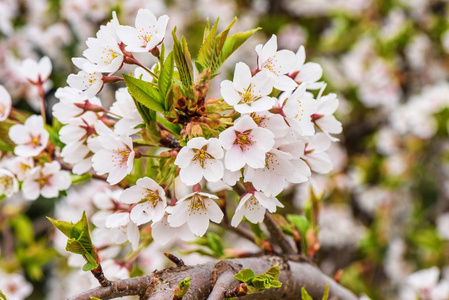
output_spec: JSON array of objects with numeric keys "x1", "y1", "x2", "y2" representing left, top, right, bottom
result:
[{"x1": 263, "y1": 212, "x2": 296, "y2": 255}]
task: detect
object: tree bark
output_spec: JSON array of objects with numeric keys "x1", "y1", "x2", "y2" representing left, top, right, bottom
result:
[{"x1": 67, "y1": 256, "x2": 357, "y2": 300}]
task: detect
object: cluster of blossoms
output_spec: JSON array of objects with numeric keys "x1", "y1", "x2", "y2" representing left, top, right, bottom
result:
[{"x1": 0, "y1": 8, "x2": 342, "y2": 254}]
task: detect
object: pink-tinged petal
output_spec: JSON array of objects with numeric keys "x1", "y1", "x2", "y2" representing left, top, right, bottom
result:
[
  {"x1": 205, "y1": 199, "x2": 224, "y2": 223},
  {"x1": 316, "y1": 115, "x2": 342, "y2": 134},
  {"x1": 91, "y1": 149, "x2": 115, "y2": 175},
  {"x1": 40, "y1": 184, "x2": 59, "y2": 198},
  {"x1": 255, "y1": 192, "x2": 283, "y2": 212},
  {"x1": 274, "y1": 75, "x2": 297, "y2": 91},
  {"x1": 234, "y1": 115, "x2": 258, "y2": 132},
  {"x1": 174, "y1": 147, "x2": 195, "y2": 168},
  {"x1": 203, "y1": 160, "x2": 224, "y2": 183},
  {"x1": 152, "y1": 218, "x2": 175, "y2": 245},
  {"x1": 308, "y1": 133, "x2": 331, "y2": 152},
  {"x1": 306, "y1": 152, "x2": 332, "y2": 174},
  {"x1": 168, "y1": 201, "x2": 189, "y2": 227},
  {"x1": 219, "y1": 128, "x2": 237, "y2": 150},
  {"x1": 233, "y1": 62, "x2": 251, "y2": 92},
  {"x1": 135, "y1": 9, "x2": 157, "y2": 30},
  {"x1": 130, "y1": 202, "x2": 154, "y2": 225},
  {"x1": 152, "y1": 202, "x2": 166, "y2": 222},
  {"x1": 186, "y1": 137, "x2": 207, "y2": 149},
  {"x1": 53, "y1": 170, "x2": 71, "y2": 190},
  {"x1": 224, "y1": 146, "x2": 246, "y2": 171},
  {"x1": 156, "y1": 15, "x2": 169, "y2": 38},
  {"x1": 136, "y1": 177, "x2": 161, "y2": 191},
  {"x1": 272, "y1": 50, "x2": 297, "y2": 75},
  {"x1": 127, "y1": 222, "x2": 140, "y2": 250},
  {"x1": 107, "y1": 165, "x2": 129, "y2": 185},
  {"x1": 25, "y1": 115, "x2": 44, "y2": 130},
  {"x1": 0, "y1": 85, "x2": 12, "y2": 121},
  {"x1": 187, "y1": 212, "x2": 210, "y2": 236},
  {"x1": 296, "y1": 62, "x2": 322, "y2": 84},
  {"x1": 286, "y1": 159, "x2": 310, "y2": 183},
  {"x1": 82, "y1": 80, "x2": 103, "y2": 99},
  {"x1": 179, "y1": 163, "x2": 204, "y2": 186},
  {"x1": 120, "y1": 185, "x2": 146, "y2": 204},
  {"x1": 250, "y1": 127, "x2": 275, "y2": 151},
  {"x1": 106, "y1": 212, "x2": 130, "y2": 228},
  {"x1": 59, "y1": 124, "x2": 85, "y2": 144},
  {"x1": 22, "y1": 179, "x2": 40, "y2": 200},
  {"x1": 260, "y1": 35, "x2": 277, "y2": 63},
  {"x1": 206, "y1": 139, "x2": 224, "y2": 159},
  {"x1": 250, "y1": 71, "x2": 273, "y2": 97},
  {"x1": 243, "y1": 147, "x2": 266, "y2": 169},
  {"x1": 220, "y1": 80, "x2": 240, "y2": 106},
  {"x1": 93, "y1": 193, "x2": 115, "y2": 210},
  {"x1": 293, "y1": 46, "x2": 305, "y2": 69},
  {"x1": 92, "y1": 211, "x2": 112, "y2": 228},
  {"x1": 288, "y1": 82, "x2": 307, "y2": 101},
  {"x1": 14, "y1": 145, "x2": 43, "y2": 157},
  {"x1": 117, "y1": 26, "x2": 142, "y2": 48},
  {"x1": 9, "y1": 125, "x2": 31, "y2": 144},
  {"x1": 317, "y1": 94, "x2": 338, "y2": 115},
  {"x1": 72, "y1": 158, "x2": 92, "y2": 174},
  {"x1": 38, "y1": 56, "x2": 52, "y2": 80},
  {"x1": 230, "y1": 207, "x2": 245, "y2": 227}
]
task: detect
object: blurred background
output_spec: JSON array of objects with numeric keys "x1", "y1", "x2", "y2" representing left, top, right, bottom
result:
[{"x1": 2, "y1": 0, "x2": 449, "y2": 299}]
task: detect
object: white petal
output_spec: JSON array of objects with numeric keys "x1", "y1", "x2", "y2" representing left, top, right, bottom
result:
[{"x1": 233, "y1": 62, "x2": 252, "y2": 93}]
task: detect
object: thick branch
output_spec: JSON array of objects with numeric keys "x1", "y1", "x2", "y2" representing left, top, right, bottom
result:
[{"x1": 67, "y1": 256, "x2": 357, "y2": 300}]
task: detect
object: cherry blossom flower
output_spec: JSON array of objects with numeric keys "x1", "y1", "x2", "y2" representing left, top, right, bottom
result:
[
  {"x1": 167, "y1": 192, "x2": 223, "y2": 237},
  {"x1": 219, "y1": 115, "x2": 275, "y2": 172},
  {"x1": 91, "y1": 188, "x2": 124, "y2": 228},
  {"x1": 19, "y1": 56, "x2": 52, "y2": 84},
  {"x1": 7, "y1": 156, "x2": 34, "y2": 180},
  {"x1": 109, "y1": 88, "x2": 143, "y2": 135},
  {"x1": 117, "y1": 8, "x2": 169, "y2": 53},
  {"x1": 22, "y1": 161, "x2": 71, "y2": 200},
  {"x1": 289, "y1": 45, "x2": 324, "y2": 90},
  {"x1": 399, "y1": 267, "x2": 442, "y2": 300},
  {"x1": 244, "y1": 149, "x2": 309, "y2": 196},
  {"x1": 90, "y1": 121, "x2": 135, "y2": 185},
  {"x1": 220, "y1": 62, "x2": 274, "y2": 113},
  {"x1": 281, "y1": 83, "x2": 318, "y2": 136},
  {"x1": 231, "y1": 192, "x2": 283, "y2": 227},
  {"x1": 67, "y1": 67, "x2": 104, "y2": 99},
  {"x1": 303, "y1": 133, "x2": 333, "y2": 174},
  {"x1": 119, "y1": 177, "x2": 167, "y2": 225},
  {"x1": 151, "y1": 208, "x2": 196, "y2": 245},
  {"x1": 0, "y1": 168, "x2": 19, "y2": 198},
  {"x1": 255, "y1": 35, "x2": 297, "y2": 91},
  {"x1": 105, "y1": 212, "x2": 140, "y2": 250},
  {"x1": 0, "y1": 85, "x2": 11, "y2": 121},
  {"x1": 250, "y1": 111, "x2": 289, "y2": 139},
  {"x1": 8, "y1": 115, "x2": 49, "y2": 157},
  {"x1": 76, "y1": 24, "x2": 124, "y2": 73},
  {"x1": 59, "y1": 111, "x2": 99, "y2": 174},
  {"x1": 0, "y1": 271, "x2": 33, "y2": 300},
  {"x1": 52, "y1": 87, "x2": 103, "y2": 124},
  {"x1": 175, "y1": 137, "x2": 224, "y2": 186},
  {"x1": 312, "y1": 93, "x2": 342, "y2": 139}
]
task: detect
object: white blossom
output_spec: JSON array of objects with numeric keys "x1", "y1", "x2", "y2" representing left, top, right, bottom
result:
[
  {"x1": 312, "y1": 93, "x2": 342, "y2": 138},
  {"x1": 0, "y1": 168, "x2": 18, "y2": 198},
  {"x1": 219, "y1": 115, "x2": 275, "y2": 172},
  {"x1": 152, "y1": 209, "x2": 196, "y2": 245},
  {"x1": 175, "y1": 137, "x2": 224, "y2": 186},
  {"x1": 109, "y1": 88, "x2": 143, "y2": 135},
  {"x1": 0, "y1": 271, "x2": 33, "y2": 300},
  {"x1": 9, "y1": 115, "x2": 49, "y2": 157},
  {"x1": 289, "y1": 45, "x2": 324, "y2": 89},
  {"x1": 19, "y1": 56, "x2": 52, "y2": 84},
  {"x1": 105, "y1": 212, "x2": 140, "y2": 250},
  {"x1": 7, "y1": 156, "x2": 34, "y2": 181},
  {"x1": 117, "y1": 8, "x2": 169, "y2": 53},
  {"x1": 220, "y1": 62, "x2": 274, "y2": 113},
  {"x1": 168, "y1": 192, "x2": 223, "y2": 237},
  {"x1": 0, "y1": 85, "x2": 12, "y2": 121},
  {"x1": 22, "y1": 161, "x2": 71, "y2": 200},
  {"x1": 303, "y1": 133, "x2": 333, "y2": 174},
  {"x1": 231, "y1": 192, "x2": 283, "y2": 227},
  {"x1": 119, "y1": 177, "x2": 167, "y2": 225}
]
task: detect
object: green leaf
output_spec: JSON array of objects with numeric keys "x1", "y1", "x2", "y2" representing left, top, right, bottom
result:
[
  {"x1": 322, "y1": 285, "x2": 329, "y2": 300},
  {"x1": 159, "y1": 51, "x2": 175, "y2": 108},
  {"x1": 123, "y1": 73, "x2": 164, "y2": 112},
  {"x1": 175, "y1": 277, "x2": 192, "y2": 298},
  {"x1": 10, "y1": 215, "x2": 34, "y2": 245},
  {"x1": 48, "y1": 211, "x2": 98, "y2": 270},
  {"x1": 196, "y1": 18, "x2": 220, "y2": 73},
  {"x1": 287, "y1": 215, "x2": 310, "y2": 234},
  {"x1": 172, "y1": 28, "x2": 194, "y2": 95},
  {"x1": 233, "y1": 269, "x2": 256, "y2": 283},
  {"x1": 215, "y1": 27, "x2": 260, "y2": 73},
  {"x1": 301, "y1": 287, "x2": 313, "y2": 300},
  {"x1": 263, "y1": 264, "x2": 280, "y2": 280},
  {"x1": 206, "y1": 232, "x2": 224, "y2": 257},
  {"x1": 0, "y1": 289, "x2": 8, "y2": 300},
  {"x1": 156, "y1": 114, "x2": 182, "y2": 135},
  {"x1": 70, "y1": 173, "x2": 93, "y2": 185}
]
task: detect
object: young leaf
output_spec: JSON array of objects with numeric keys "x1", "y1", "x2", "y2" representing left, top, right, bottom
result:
[
  {"x1": 159, "y1": 51, "x2": 175, "y2": 107},
  {"x1": 301, "y1": 287, "x2": 313, "y2": 300},
  {"x1": 174, "y1": 277, "x2": 192, "y2": 298},
  {"x1": 263, "y1": 264, "x2": 280, "y2": 280},
  {"x1": 70, "y1": 173, "x2": 93, "y2": 185},
  {"x1": 172, "y1": 28, "x2": 194, "y2": 95},
  {"x1": 234, "y1": 269, "x2": 256, "y2": 283},
  {"x1": 123, "y1": 74, "x2": 165, "y2": 112},
  {"x1": 196, "y1": 18, "x2": 220, "y2": 73},
  {"x1": 322, "y1": 285, "x2": 330, "y2": 300},
  {"x1": 47, "y1": 211, "x2": 98, "y2": 271},
  {"x1": 215, "y1": 27, "x2": 260, "y2": 73}
]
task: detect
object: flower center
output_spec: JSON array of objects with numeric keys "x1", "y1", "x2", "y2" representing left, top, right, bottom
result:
[
  {"x1": 101, "y1": 46, "x2": 120, "y2": 65},
  {"x1": 0, "y1": 175, "x2": 13, "y2": 191},
  {"x1": 234, "y1": 130, "x2": 253, "y2": 151},
  {"x1": 188, "y1": 194, "x2": 207, "y2": 216},
  {"x1": 141, "y1": 189, "x2": 160, "y2": 207},
  {"x1": 112, "y1": 148, "x2": 131, "y2": 167},
  {"x1": 35, "y1": 174, "x2": 51, "y2": 188},
  {"x1": 192, "y1": 146, "x2": 213, "y2": 168}
]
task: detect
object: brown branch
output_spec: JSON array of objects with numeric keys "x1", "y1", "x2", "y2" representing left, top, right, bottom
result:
[
  {"x1": 67, "y1": 256, "x2": 357, "y2": 300},
  {"x1": 263, "y1": 212, "x2": 296, "y2": 255}
]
